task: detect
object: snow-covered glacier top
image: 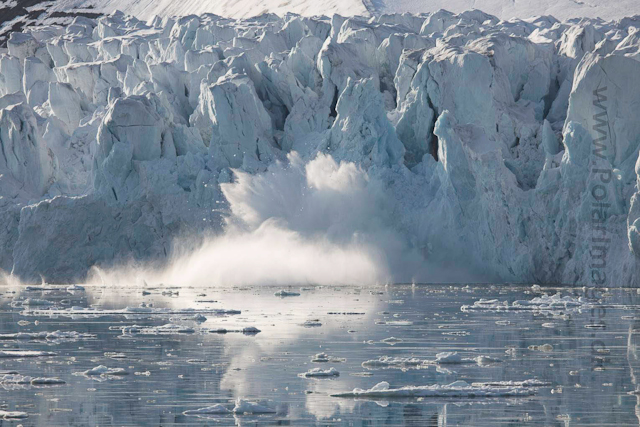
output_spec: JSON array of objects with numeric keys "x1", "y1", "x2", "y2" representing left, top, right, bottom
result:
[
  {"x1": 1, "y1": 8, "x2": 640, "y2": 286},
  {"x1": 25, "y1": 0, "x2": 640, "y2": 22}
]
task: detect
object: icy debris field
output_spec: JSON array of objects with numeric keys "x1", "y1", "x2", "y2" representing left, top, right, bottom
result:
[
  {"x1": 2, "y1": 9, "x2": 640, "y2": 285},
  {"x1": 0, "y1": 283, "x2": 639, "y2": 425}
]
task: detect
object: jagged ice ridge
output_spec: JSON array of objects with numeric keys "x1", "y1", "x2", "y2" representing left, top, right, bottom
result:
[{"x1": 1, "y1": 9, "x2": 640, "y2": 285}]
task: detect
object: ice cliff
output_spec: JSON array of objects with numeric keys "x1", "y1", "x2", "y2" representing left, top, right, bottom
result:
[{"x1": 1, "y1": 9, "x2": 639, "y2": 286}]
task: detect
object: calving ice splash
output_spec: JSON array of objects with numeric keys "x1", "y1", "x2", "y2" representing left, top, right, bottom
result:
[
  {"x1": 116, "y1": 152, "x2": 431, "y2": 286},
  {"x1": 1, "y1": 8, "x2": 640, "y2": 286}
]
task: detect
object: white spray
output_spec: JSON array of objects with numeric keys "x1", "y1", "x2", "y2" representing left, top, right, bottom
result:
[{"x1": 89, "y1": 152, "x2": 436, "y2": 286}]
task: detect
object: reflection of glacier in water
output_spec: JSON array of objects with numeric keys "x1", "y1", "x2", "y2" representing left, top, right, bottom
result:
[{"x1": 1, "y1": 284, "x2": 639, "y2": 425}]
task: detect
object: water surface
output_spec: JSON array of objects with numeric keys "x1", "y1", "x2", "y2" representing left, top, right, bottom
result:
[{"x1": 0, "y1": 284, "x2": 638, "y2": 426}]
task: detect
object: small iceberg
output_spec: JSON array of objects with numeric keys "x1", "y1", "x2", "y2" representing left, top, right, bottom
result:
[
  {"x1": 311, "y1": 352, "x2": 345, "y2": 363},
  {"x1": 301, "y1": 319, "x2": 322, "y2": 327},
  {"x1": 82, "y1": 365, "x2": 129, "y2": 377},
  {"x1": 274, "y1": 290, "x2": 301, "y2": 297},
  {"x1": 233, "y1": 399, "x2": 276, "y2": 414},
  {"x1": 435, "y1": 352, "x2": 502, "y2": 365},
  {"x1": 0, "y1": 410, "x2": 28, "y2": 419},
  {"x1": 300, "y1": 367, "x2": 340, "y2": 378}
]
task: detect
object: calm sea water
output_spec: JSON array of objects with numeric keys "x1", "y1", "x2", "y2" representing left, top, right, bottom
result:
[{"x1": 0, "y1": 283, "x2": 638, "y2": 426}]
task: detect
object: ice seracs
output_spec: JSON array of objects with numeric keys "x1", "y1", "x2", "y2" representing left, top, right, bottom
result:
[{"x1": 1, "y1": 9, "x2": 640, "y2": 285}]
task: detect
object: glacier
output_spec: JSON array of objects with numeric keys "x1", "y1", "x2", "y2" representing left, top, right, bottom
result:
[{"x1": 0, "y1": 9, "x2": 639, "y2": 286}]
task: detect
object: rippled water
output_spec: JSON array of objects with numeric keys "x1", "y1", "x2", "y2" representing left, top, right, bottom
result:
[{"x1": 0, "y1": 284, "x2": 639, "y2": 426}]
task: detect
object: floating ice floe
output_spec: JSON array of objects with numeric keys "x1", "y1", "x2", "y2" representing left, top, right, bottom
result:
[
  {"x1": 362, "y1": 352, "x2": 502, "y2": 370},
  {"x1": 300, "y1": 367, "x2": 340, "y2": 378},
  {"x1": 442, "y1": 330, "x2": 471, "y2": 336},
  {"x1": 11, "y1": 298, "x2": 54, "y2": 307},
  {"x1": 380, "y1": 337, "x2": 403, "y2": 345},
  {"x1": 104, "y1": 352, "x2": 127, "y2": 359},
  {"x1": 0, "y1": 350, "x2": 56, "y2": 358},
  {"x1": 0, "y1": 374, "x2": 65, "y2": 389},
  {"x1": 0, "y1": 410, "x2": 28, "y2": 419},
  {"x1": 301, "y1": 319, "x2": 322, "y2": 327},
  {"x1": 184, "y1": 404, "x2": 230, "y2": 416},
  {"x1": 461, "y1": 294, "x2": 596, "y2": 313},
  {"x1": 233, "y1": 399, "x2": 277, "y2": 414},
  {"x1": 311, "y1": 352, "x2": 330, "y2": 362},
  {"x1": 81, "y1": 365, "x2": 129, "y2": 378},
  {"x1": 585, "y1": 323, "x2": 606, "y2": 329},
  {"x1": 332, "y1": 380, "x2": 537, "y2": 398},
  {"x1": 118, "y1": 324, "x2": 196, "y2": 336},
  {"x1": 435, "y1": 352, "x2": 502, "y2": 365},
  {"x1": 362, "y1": 356, "x2": 427, "y2": 369},
  {"x1": 208, "y1": 326, "x2": 261, "y2": 335},
  {"x1": 185, "y1": 399, "x2": 277, "y2": 416},
  {"x1": 472, "y1": 379, "x2": 551, "y2": 387},
  {"x1": 114, "y1": 322, "x2": 260, "y2": 336},
  {"x1": 23, "y1": 284, "x2": 85, "y2": 292},
  {"x1": 274, "y1": 290, "x2": 301, "y2": 297},
  {"x1": 0, "y1": 330, "x2": 95, "y2": 342},
  {"x1": 24, "y1": 286, "x2": 58, "y2": 291},
  {"x1": 435, "y1": 352, "x2": 469, "y2": 364},
  {"x1": 21, "y1": 306, "x2": 241, "y2": 319},
  {"x1": 528, "y1": 344, "x2": 554, "y2": 352},
  {"x1": 310, "y1": 352, "x2": 345, "y2": 363},
  {"x1": 377, "y1": 320, "x2": 414, "y2": 326},
  {"x1": 474, "y1": 355, "x2": 503, "y2": 366}
]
